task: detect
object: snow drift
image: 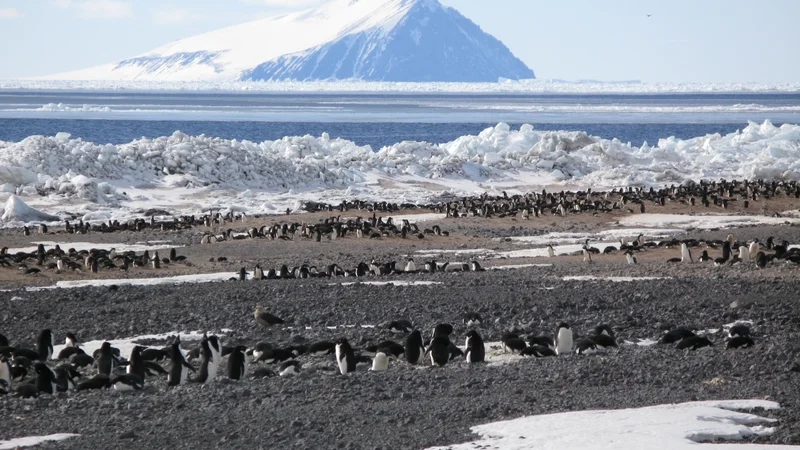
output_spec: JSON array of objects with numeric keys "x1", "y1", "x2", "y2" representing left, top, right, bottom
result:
[{"x1": 46, "y1": 0, "x2": 534, "y2": 82}]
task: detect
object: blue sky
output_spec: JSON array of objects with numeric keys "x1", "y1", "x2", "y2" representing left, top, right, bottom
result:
[{"x1": 0, "y1": 0, "x2": 798, "y2": 82}]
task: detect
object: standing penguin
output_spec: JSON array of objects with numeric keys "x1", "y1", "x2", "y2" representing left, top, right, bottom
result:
[
  {"x1": 167, "y1": 341, "x2": 195, "y2": 386},
  {"x1": 0, "y1": 357, "x2": 10, "y2": 386},
  {"x1": 370, "y1": 348, "x2": 390, "y2": 372},
  {"x1": 34, "y1": 362, "x2": 59, "y2": 394},
  {"x1": 404, "y1": 330, "x2": 425, "y2": 365},
  {"x1": 426, "y1": 336, "x2": 451, "y2": 367},
  {"x1": 465, "y1": 330, "x2": 485, "y2": 363},
  {"x1": 335, "y1": 338, "x2": 356, "y2": 375},
  {"x1": 127, "y1": 346, "x2": 146, "y2": 381},
  {"x1": 96, "y1": 342, "x2": 117, "y2": 376},
  {"x1": 194, "y1": 334, "x2": 221, "y2": 384},
  {"x1": 254, "y1": 265, "x2": 264, "y2": 281},
  {"x1": 680, "y1": 243, "x2": 693, "y2": 263},
  {"x1": 37, "y1": 329, "x2": 54, "y2": 361},
  {"x1": 227, "y1": 345, "x2": 248, "y2": 381},
  {"x1": 756, "y1": 251, "x2": 768, "y2": 269},
  {"x1": 64, "y1": 332, "x2": 79, "y2": 348},
  {"x1": 554, "y1": 323, "x2": 574, "y2": 355}
]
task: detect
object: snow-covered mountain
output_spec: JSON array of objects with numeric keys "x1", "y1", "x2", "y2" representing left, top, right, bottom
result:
[{"x1": 48, "y1": 0, "x2": 534, "y2": 82}]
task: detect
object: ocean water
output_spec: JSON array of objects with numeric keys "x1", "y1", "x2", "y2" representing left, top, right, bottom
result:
[
  {"x1": 0, "y1": 90, "x2": 798, "y2": 148},
  {"x1": 0, "y1": 119, "x2": 755, "y2": 149}
]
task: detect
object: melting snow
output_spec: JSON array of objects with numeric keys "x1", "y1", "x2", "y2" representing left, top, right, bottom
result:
[
  {"x1": 27, "y1": 272, "x2": 240, "y2": 291},
  {"x1": 618, "y1": 214, "x2": 800, "y2": 230},
  {"x1": 562, "y1": 276, "x2": 672, "y2": 282},
  {"x1": 426, "y1": 400, "x2": 786, "y2": 450},
  {"x1": 7, "y1": 241, "x2": 180, "y2": 254},
  {"x1": 335, "y1": 281, "x2": 442, "y2": 287}
]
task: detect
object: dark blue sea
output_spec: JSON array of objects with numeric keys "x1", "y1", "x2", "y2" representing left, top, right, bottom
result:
[{"x1": 0, "y1": 91, "x2": 797, "y2": 148}]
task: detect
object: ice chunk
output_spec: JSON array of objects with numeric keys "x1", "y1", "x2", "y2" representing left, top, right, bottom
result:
[{"x1": 0, "y1": 195, "x2": 60, "y2": 223}]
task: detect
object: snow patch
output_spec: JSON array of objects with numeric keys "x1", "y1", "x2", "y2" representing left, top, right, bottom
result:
[
  {"x1": 28, "y1": 272, "x2": 240, "y2": 291},
  {"x1": 334, "y1": 281, "x2": 443, "y2": 287},
  {"x1": 427, "y1": 400, "x2": 785, "y2": 450},
  {"x1": 562, "y1": 276, "x2": 672, "y2": 282},
  {"x1": 618, "y1": 214, "x2": 800, "y2": 230},
  {"x1": 0, "y1": 434, "x2": 80, "y2": 450},
  {"x1": 7, "y1": 241, "x2": 180, "y2": 254}
]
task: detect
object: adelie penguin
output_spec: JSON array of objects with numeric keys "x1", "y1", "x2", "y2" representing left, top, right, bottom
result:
[
  {"x1": 194, "y1": 334, "x2": 222, "y2": 384},
  {"x1": 426, "y1": 336, "x2": 451, "y2": 367},
  {"x1": 37, "y1": 329, "x2": 54, "y2": 361},
  {"x1": 370, "y1": 348, "x2": 391, "y2": 372},
  {"x1": 554, "y1": 323, "x2": 574, "y2": 355},
  {"x1": 127, "y1": 346, "x2": 146, "y2": 381},
  {"x1": 96, "y1": 342, "x2": 117, "y2": 376},
  {"x1": 463, "y1": 312, "x2": 482, "y2": 327},
  {"x1": 168, "y1": 341, "x2": 195, "y2": 386},
  {"x1": 659, "y1": 328, "x2": 696, "y2": 344},
  {"x1": 465, "y1": 330, "x2": 485, "y2": 363},
  {"x1": 227, "y1": 345, "x2": 248, "y2": 380},
  {"x1": 111, "y1": 373, "x2": 144, "y2": 391},
  {"x1": 728, "y1": 323, "x2": 751, "y2": 338},
  {"x1": 54, "y1": 364, "x2": 81, "y2": 391},
  {"x1": 335, "y1": 338, "x2": 357, "y2": 375},
  {"x1": 64, "y1": 332, "x2": 79, "y2": 348},
  {"x1": 34, "y1": 362, "x2": 60, "y2": 394},
  {"x1": 727, "y1": 336, "x2": 755, "y2": 349},
  {"x1": 676, "y1": 335, "x2": 713, "y2": 350},
  {"x1": 279, "y1": 360, "x2": 301, "y2": 377},
  {"x1": 76, "y1": 374, "x2": 111, "y2": 391},
  {"x1": 404, "y1": 330, "x2": 425, "y2": 365}
]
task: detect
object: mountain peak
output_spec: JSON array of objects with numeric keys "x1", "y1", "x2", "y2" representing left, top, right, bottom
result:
[{"x1": 47, "y1": 0, "x2": 534, "y2": 82}]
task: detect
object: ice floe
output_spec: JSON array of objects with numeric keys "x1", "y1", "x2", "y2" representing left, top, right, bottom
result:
[{"x1": 426, "y1": 400, "x2": 786, "y2": 450}]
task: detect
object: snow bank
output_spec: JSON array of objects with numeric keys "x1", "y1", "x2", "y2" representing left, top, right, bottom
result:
[
  {"x1": 36, "y1": 103, "x2": 111, "y2": 112},
  {"x1": 427, "y1": 400, "x2": 786, "y2": 450},
  {"x1": 0, "y1": 195, "x2": 60, "y2": 223}
]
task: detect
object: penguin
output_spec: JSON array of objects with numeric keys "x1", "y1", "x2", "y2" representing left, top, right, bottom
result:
[
  {"x1": 0, "y1": 356, "x2": 10, "y2": 386},
  {"x1": 749, "y1": 239, "x2": 760, "y2": 260},
  {"x1": 520, "y1": 345, "x2": 556, "y2": 357},
  {"x1": 387, "y1": 320, "x2": 413, "y2": 334},
  {"x1": 465, "y1": 330, "x2": 485, "y2": 363},
  {"x1": 54, "y1": 364, "x2": 81, "y2": 391},
  {"x1": 625, "y1": 251, "x2": 637, "y2": 265},
  {"x1": 575, "y1": 338, "x2": 598, "y2": 355},
  {"x1": 469, "y1": 261, "x2": 485, "y2": 272},
  {"x1": 238, "y1": 267, "x2": 247, "y2": 281},
  {"x1": 590, "y1": 333, "x2": 618, "y2": 349},
  {"x1": 195, "y1": 334, "x2": 221, "y2": 384},
  {"x1": 227, "y1": 345, "x2": 248, "y2": 380},
  {"x1": 594, "y1": 324, "x2": 615, "y2": 338},
  {"x1": 582, "y1": 246, "x2": 592, "y2": 263},
  {"x1": 0, "y1": 333, "x2": 7, "y2": 348},
  {"x1": 70, "y1": 353, "x2": 94, "y2": 369},
  {"x1": 37, "y1": 329, "x2": 54, "y2": 361},
  {"x1": 111, "y1": 373, "x2": 144, "y2": 391},
  {"x1": 306, "y1": 341, "x2": 336, "y2": 356},
  {"x1": 0, "y1": 379, "x2": 8, "y2": 396},
  {"x1": 676, "y1": 336, "x2": 713, "y2": 350},
  {"x1": 738, "y1": 245, "x2": 750, "y2": 264},
  {"x1": 699, "y1": 250, "x2": 712, "y2": 262},
  {"x1": 57, "y1": 346, "x2": 85, "y2": 361},
  {"x1": 425, "y1": 336, "x2": 451, "y2": 367},
  {"x1": 254, "y1": 348, "x2": 293, "y2": 364},
  {"x1": 10, "y1": 364, "x2": 27, "y2": 383},
  {"x1": 141, "y1": 347, "x2": 170, "y2": 362},
  {"x1": 659, "y1": 328, "x2": 696, "y2": 344},
  {"x1": 127, "y1": 346, "x2": 146, "y2": 381},
  {"x1": 253, "y1": 265, "x2": 264, "y2": 280},
  {"x1": 728, "y1": 323, "x2": 751, "y2": 338},
  {"x1": 96, "y1": 342, "x2": 117, "y2": 376},
  {"x1": 554, "y1": 323, "x2": 574, "y2": 355},
  {"x1": 254, "y1": 306, "x2": 285, "y2": 327},
  {"x1": 167, "y1": 342, "x2": 195, "y2": 386},
  {"x1": 279, "y1": 360, "x2": 301, "y2": 377},
  {"x1": 64, "y1": 332, "x2": 79, "y2": 348},
  {"x1": 463, "y1": 312, "x2": 482, "y2": 327},
  {"x1": 433, "y1": 323, "x2": 454, "y2": 338},
  {"x1": 756, "y1": 251, "x2": 768, "y2": 269},
  {"x1": 34, "y1": 362, "x2": 60, "y2": 394},
  {"x1": 249, "y1": 342, "x2": 273, "y2": 362},
  {"x1": 527, "y1": 335, "x2": 554, "y2": 350},
  {"x1": 404, "y1": 330, "x2": 425, "y2": 365},
  {"x1": 335, "y1": 338, "x2": 357, "y2": 375},
  {"x1": 547, "y1": 245, "x2": 555, "y2": 258},
  {"x1": 502, "y1": 337, "x2": 527, "y2": 354},
  {"x1": 680, "y1": 243, "x2": 693, "y2": 263},
  {"x1": 76, "y1": 374, "x2": 111, "y2": 391},
  {"x1": 15, "y1": 383, "x2": 39, "y2": 399},
  {"x1": 726, "y1": 336, "x2": 755, "y2": 349},
  {"x1": 404, "y1": 258, "x2": 417, "y2": 273},
  {"x1": 370, "y1": 348, "x2": 391, "y2": 372}
]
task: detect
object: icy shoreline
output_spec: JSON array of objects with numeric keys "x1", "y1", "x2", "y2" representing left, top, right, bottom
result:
[{"x1": 1, "y1": 120, "x2": 798, "y2": 225}]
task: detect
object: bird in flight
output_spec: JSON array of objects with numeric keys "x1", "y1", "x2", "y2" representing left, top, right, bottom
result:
[{"x1": 646, "y1": 14, "x2": 652, "y2": 17}]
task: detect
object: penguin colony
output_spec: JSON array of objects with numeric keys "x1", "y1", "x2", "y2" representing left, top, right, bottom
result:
[
  {"x1": 0, "y1": 244, "x2": 188, "y2": 276},
  {"x1": 0, "y1": 314, "x2": 756, "y2": 398}
]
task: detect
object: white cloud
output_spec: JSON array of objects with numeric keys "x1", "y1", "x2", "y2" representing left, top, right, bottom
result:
[
  {"x1": 54, "y1": 0, "x2": 133, "y2": 19},
  {"x1": 0, "y1": 7, "x2": 21, "y2": 19}
]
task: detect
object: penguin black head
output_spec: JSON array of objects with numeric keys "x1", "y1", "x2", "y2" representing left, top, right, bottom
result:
[
  {"x1": 557, "y1": 322, "x2": 570, "y2": 331},
  {"x1": 433, "y1": 323, "x2": 454, "y2": 338}
]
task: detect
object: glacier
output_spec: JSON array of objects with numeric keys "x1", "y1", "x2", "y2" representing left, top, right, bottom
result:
[
  {"x1": 1, "y1": 120, "x2": 799, "y2": 226},
  {"x1": 45, "y1": 0, "x2": 534, "y2": 83}
]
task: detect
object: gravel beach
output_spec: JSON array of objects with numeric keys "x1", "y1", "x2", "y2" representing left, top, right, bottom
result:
[{"x1": 2, "y1": 206, "x2": 800, "y2": 449}]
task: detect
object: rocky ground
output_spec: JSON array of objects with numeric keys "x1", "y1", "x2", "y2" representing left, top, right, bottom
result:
[{"x1": 2, "y1": 204, "x2": 800, "y2": 449}]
